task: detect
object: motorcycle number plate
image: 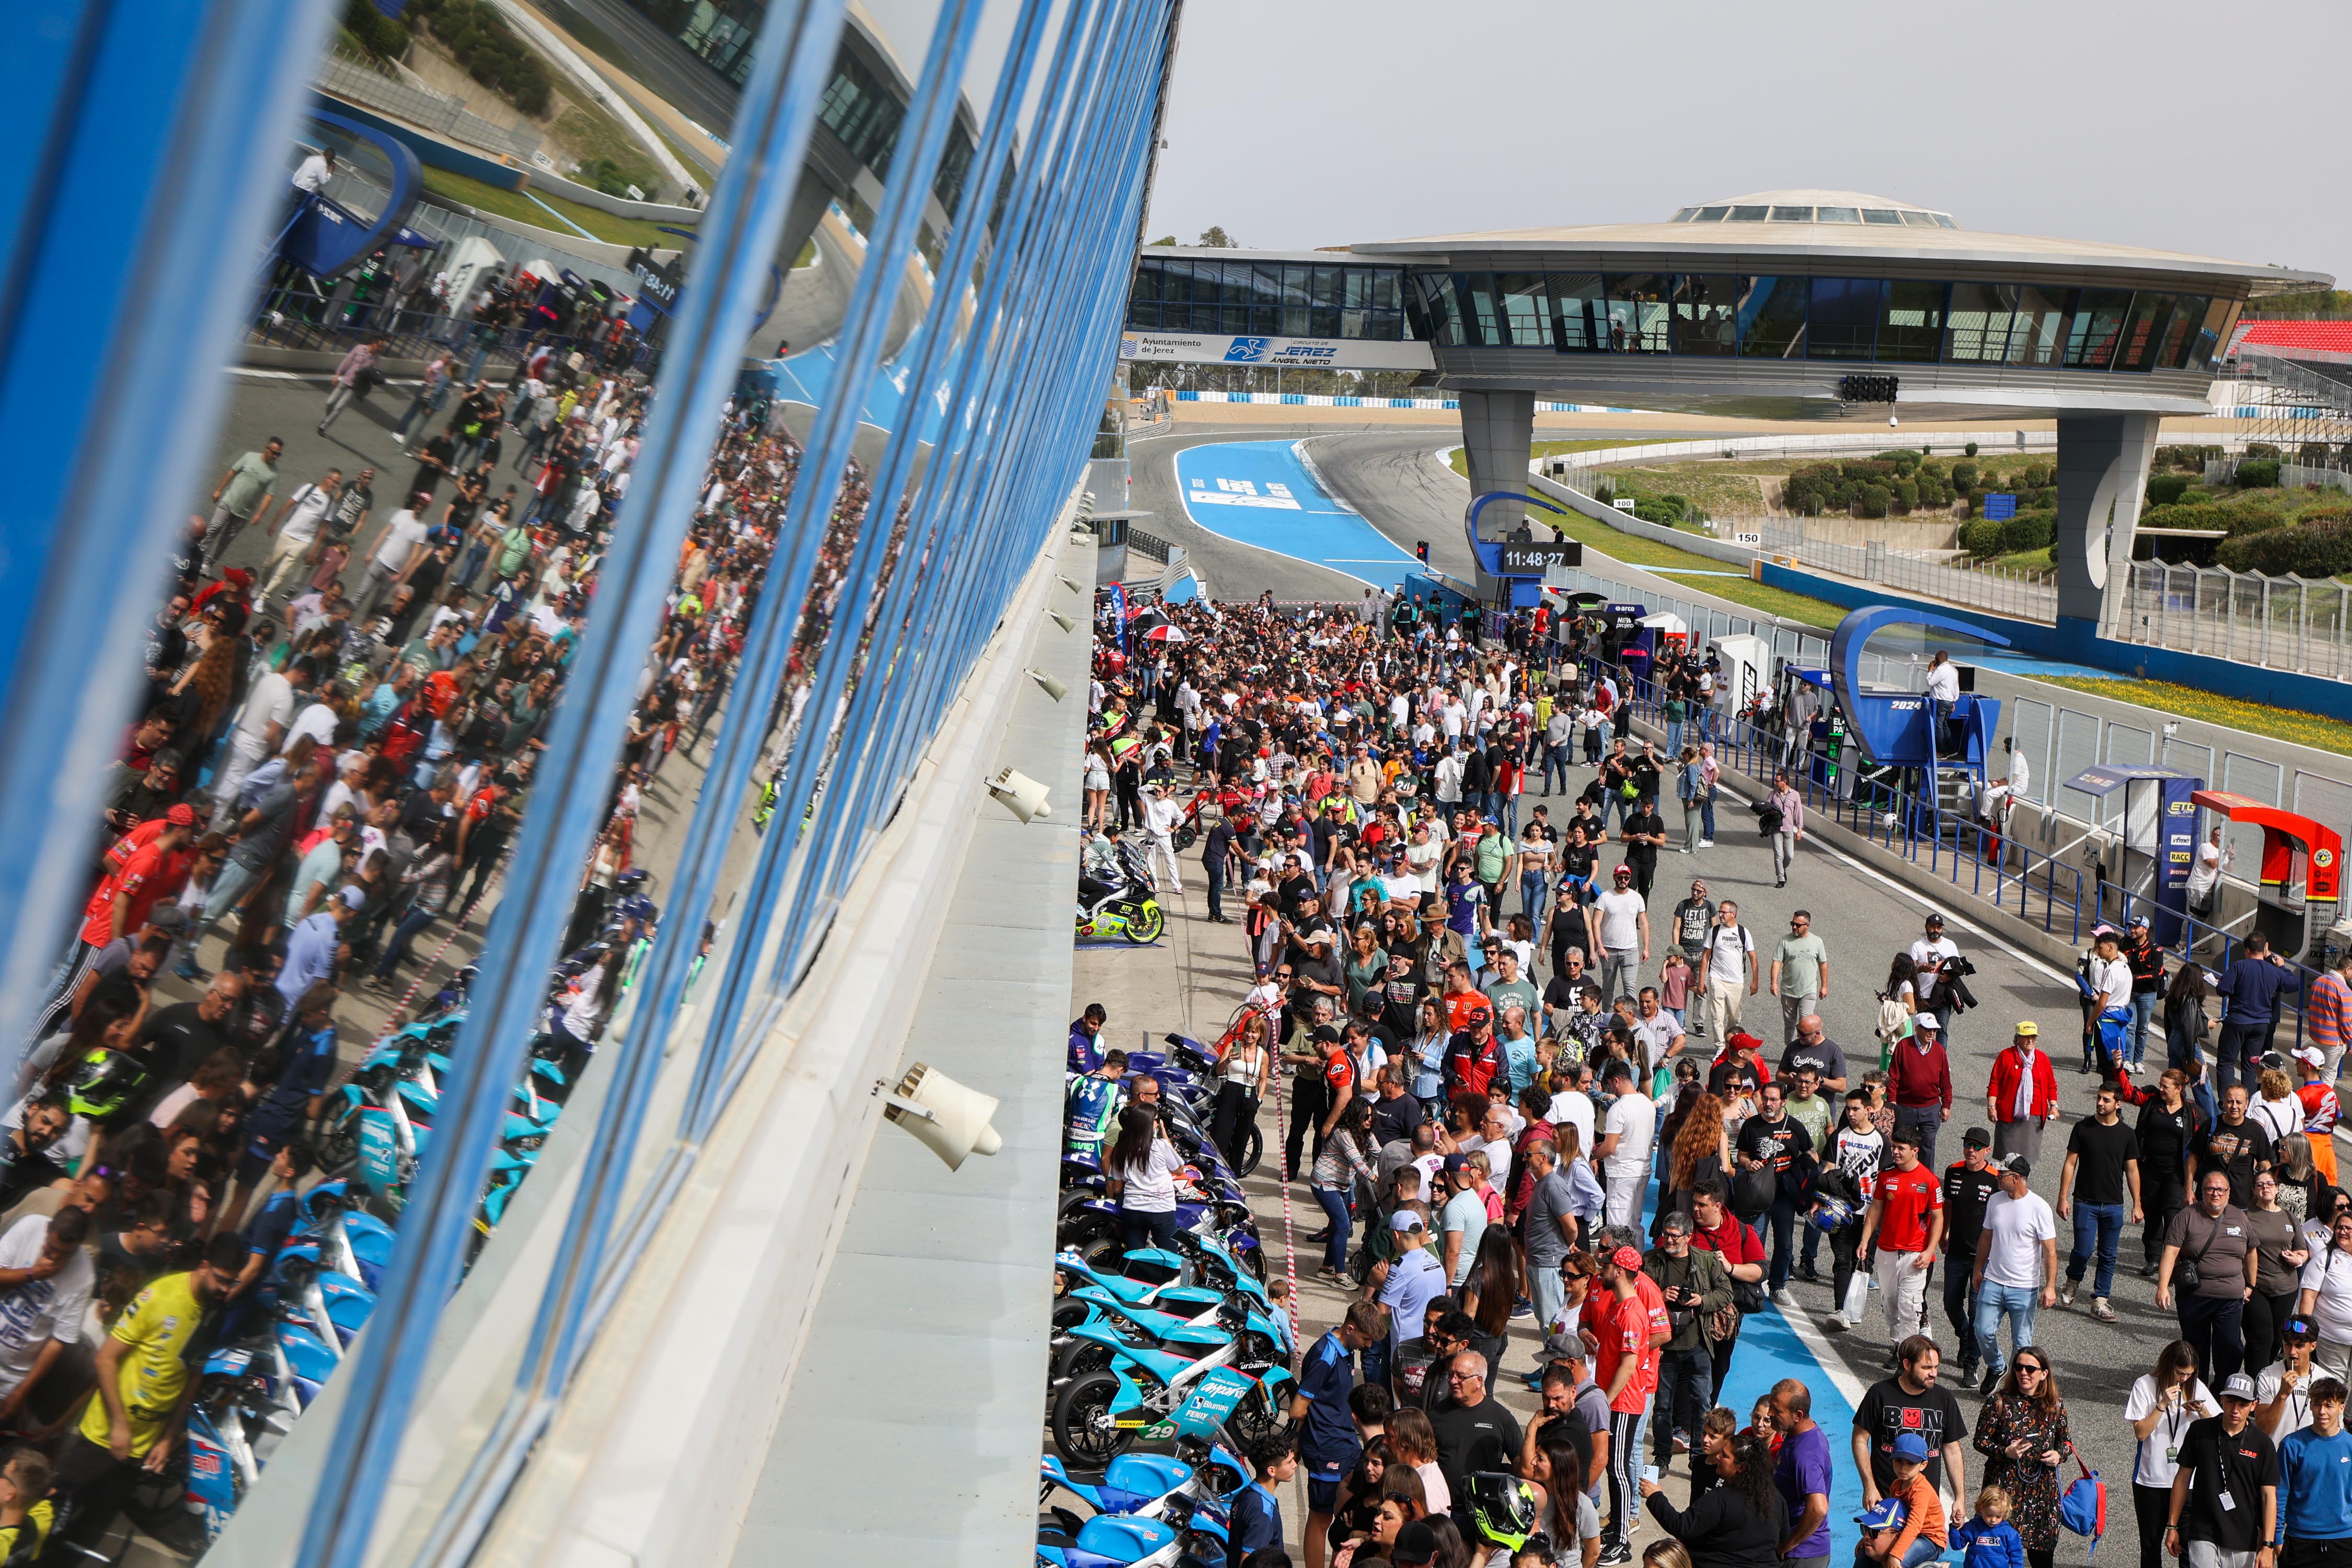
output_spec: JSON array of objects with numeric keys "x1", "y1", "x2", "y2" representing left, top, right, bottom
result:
[{"x1": 1137, "y1": 1420, "x2": 1178, "y2": 1441}]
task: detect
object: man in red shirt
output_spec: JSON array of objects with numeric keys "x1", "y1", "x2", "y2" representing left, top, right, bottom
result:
[
  {"x1": 1887, "y1": 1012, "x2": 1956, "y2": 1166},
  {"x1": 1859, "y1": 1128, "x2": 1945, "y2": 1352},
  {"x1": 1585, "y1": 1241, "x2": 1670, "y2": 1563},
  {"x1": 1445, "y1": 1007, "x2": 1501, "y2": 1100},
  {"x1": 1689, "y1": 1178, "x2": 1767, "y2": 1402},
  {"x1": 28, "y1": 808, "x2": 198, "y2": 1047}
]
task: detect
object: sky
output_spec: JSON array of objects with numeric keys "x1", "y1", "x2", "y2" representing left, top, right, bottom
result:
[{"x1": 1143, "y1": 0, "x2": 2352, "y2": 286}]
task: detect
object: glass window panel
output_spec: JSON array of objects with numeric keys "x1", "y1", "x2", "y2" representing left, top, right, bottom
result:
[
  {"x1": 1253, "y1": 263, "x2": 1284, "y2": 305},
  {"x1": 1281, "y1": 264, "x2": 1311, "y2": 307},
  {"x1": 1816, "y1": 206, "x2": 1861, "y2": 224},
  {"x1": 1313, "y1": 267, "x2": 1345, "y2": 306},
  {"x1": 2193, "y1": 298, "x2": 2241, "y2": 370},
  {"x1": 1369, "y1": 309, "x2": 1402, "y2": 341},
  {"x1": 1728, "y1": 205, "x2": 1768, "y2": 222},
  {"x1": 1219, "y1": 303, "x2": 1251, "y2": 335},
  {"x1": 1132, "y1": 265, "x2": 1160, "y2": 304},
  {"x1": 1415, "y1": 274, "x2": 1461, "y2": 344},
  {"x1": 1282, "y1": 306, "x2": 1310, "y2": 338},
  {"x1": 1695, "y1": 206, "x2": 1729, "y2": 221},
  {"x1": 1933, "y1": 214, "x2": 1959, "y2": 229},
  {"x1": 1806, "y1": 276, "x2": 1883, "y2": 360},
  {"x1": 1125, "y1": 298, "x2": 1155, "y2": 329},
  {"x1": 1160, "y1": 259, "x2": 1192, "y2": 304},
  {"x1": 1671, "y1": 207, "x2": 1696, "y2": 222},
  {"x1": 1371, "y1": 272, "x2": 1401, "y2": 311},
  {"x1": 1497, "y1": 271, "x2": 1549, "y2": 348},
  {"x1": 1899, "y1": 210, "x2": 1942, "y2": 228},
  {"x1": 1944, "y1": 281, "x2": 2018, "y2": 362},
  {"x1": 1876, "y1": 279, "x2": 1946, "y2": 362},
  {"x1": 1340, "y1": 308, "x2": 1368, "y2": 338},
  {"x1": 1737, "y1": 276, "x2": 1808, "y2": 359},
  {"x1": 2006, "y1": 284, "x2": 2073, "y2": 366},
  {"x1": 1309, "y1": 306, "x2": 1341, "y2": 338},
  {"x1": 2064, "y1": 288, "x2": 2134, "y2": 369},
  {"x1": 1671, "y1": 274, "x2": 1744, "y2": 355},
  {"x1": 1548, "y1": 271, "x2": 1604, "y2": 352},
  {"x1": 1460, "y1": 274, "x2": 1501, "y2": 347},
  {"x1": 1344, "y1": 269, "x2": 1374, "y2": 309},
  {"x1": 1768, "y1": 205, "x2": 1814, "y2": 223},
  {"x1": 1862, "y1": 209, "x2": 1904, "y2": 225},
  {"x1": 2157, "y1": 295, "x2": 2202, "y2": 369},
  {"x1": 2116, "y1": 292, "x2": 2176, "y2": 372},
  {"x1": 1604, "y1": 274, "x2": 1673, "y2": 352}
]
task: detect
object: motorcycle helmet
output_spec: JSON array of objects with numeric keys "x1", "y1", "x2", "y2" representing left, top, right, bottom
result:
[
  {"x1": 1809, "y1": 1194, "x2": 1857, "y2": 1233},
  {"x1": 618, "y1": 895, "x2": 658, "y2": 927},
  {"x1": 1462, "y1": 1472, "x2": 1539, "y2": 1552},
  {"x1": 614, "y1": 869, "x2": 653, "y2": 895},
  {"x1": 66, "y1": 1050, "x2": 148, "y2": 1122}
]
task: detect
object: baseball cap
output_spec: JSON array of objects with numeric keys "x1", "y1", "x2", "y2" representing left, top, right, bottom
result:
[
  {"x1": 2221, "y1": 1374, "x2": 2259, "y2": 1401},
  {"x1": 146, "y1": 905, "x2": 190, "y2": 935},
  {"x1": 1442, "y1": 1154, "x2": 1469, "y2": 1173},
  {"x1": 1388, "y1": 1211, "x2": 1426, "y2": 1234},
  {"x1": 1962, "y1": 1126, "x2": 1992, "y2": 1148},
  {"x1": 1466, "y1": 1005, "x2": 1492, "y2": 1025},
  {"x1": 2296, "y1": 1045, "x2": 2326, "y2": 1067},
  {"x1": 1612, "y1": 864, "x2": 1633, "y2": 879},
  {"x1": 1924, "y1": 913, "x2": 1945, "y2": 927},
  {"x1": 2127, "y1": 912, "x2": 2150, "y2": 928},
  {"x1": 1913, "y1": 1012, "x2": 1941, "y2": 1031},
  {"x1": 2014, "y1": 1020, "x2": 2038, "y2": 1037},
  {"x1": 1393, "y1": 1521, "x2": 1438, "y2": 1566},
  {"x1": 338, "y1": 885, "x2": 366, "y2": 909},
  {"x1": 2001, "y1": 1154, "x2": 2033, "y2": 1178},
  {"x1": 1726, "y1": 1031, "x2": 1764, "y2": 1052},
  {"x1": 1892, "y1": 1433, "x2": 1930, "y2": 1461},
  {"x1": 165, "y1": 802, "x2": 198, "y2": 826}
]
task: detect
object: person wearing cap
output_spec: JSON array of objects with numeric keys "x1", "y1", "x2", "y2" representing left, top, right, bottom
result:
[
  {"x1": 1856, "y1": 1429, "x2": 1948, "y2": 1568},
  {"x1": 1390, "y1": 1518, "x2": 1440, "y2": 1568},
  {"x1": 2170, "y1": 1371, "x2": 2279, "y2": 1568},
  {"x1": 1642, "y1": 1211, "x2": 1730, "y2": 1485},
  {"x1": 1887, "y1": 1007, "x2": 1954, "y2": 1167},
  {"x1": 2119, "y1": 914, "x2": 2167, "y2": 1070},
  {"x1": 33, "y1": 808, "x2": 199, "y2": 1044},
  {"x1": 2274, "y1": 1374, "x2": 2352, "y2": 1560},
  {"x1": 1585, "y1": 1242, "x2": 1668, "y2": 1563},
  {"x1": 2262, "y1": 1315, "x2": 2325, "y2": 1440},
  {"x1": 2161, "y1": 1169, "x2": 2258, "y2": 1389},
  {"x1": 1942, "y1": 1127, "x2": 2003, "y2": 1383},
  {"x1": 1971, "y1": 1155, "x2": 2058, "y2": 1397},
  {"x1": 2295, "y1": 1048, "x2": 2342, "y2": 1188},
  {"x1": 2308, "y1": 950, "x2": 2352, "y2": 1097},
  {"x1": 1593, "y1": 865, "x2": 1648, "y2": 1007},
  {"x1": 1986, "y1": 1021, "x2": 2059, "y2": 1169},
  {"x1": 1909, "y1": 914, "x2": 1961, "y2": 975}
]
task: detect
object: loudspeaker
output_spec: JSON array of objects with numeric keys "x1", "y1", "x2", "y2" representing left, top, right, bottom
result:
[
  {"x1": 987, "y1": 767, "x2": 1052, "y2": 823},
  {"x1": 883, "y1": 1062, "x2": 1004, "y2": 1170},
  {"x1": 1030, "y1": 670, "x2": 1069, "y2": 702}
]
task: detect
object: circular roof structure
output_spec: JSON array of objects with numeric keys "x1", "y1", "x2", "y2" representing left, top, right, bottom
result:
[{"x1": 1669, "y1": 190, "x2": 1958, "y2": 230}]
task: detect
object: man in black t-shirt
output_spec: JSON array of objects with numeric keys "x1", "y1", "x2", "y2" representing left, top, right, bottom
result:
[
  {"x1": 1735, "y1": 1081, "x2": 1813, "y2": 1297},
  {"x1": 1852, "y1": 1336, "x2": 1970, "y2": 1504},
  {"x1": 137, "y1": 973, "x2": 243, "y2": 1087},
  {"x1": 2059, "y1": 1082, "x2": 2143, "y2": 1319},
  {"x1": 1618, "y1": 797, "x2": 1666, "y2": 900},
  {"x1": 2197, "y1": 1085, "x2": 2273, "y2": 1210},
  {"x1": 1941, "y1": 1129, "x2": 2002, "y2": 1380},
  {"x1": 2169, "y1": 1374, "x2": 2277, "y2": 1561}
]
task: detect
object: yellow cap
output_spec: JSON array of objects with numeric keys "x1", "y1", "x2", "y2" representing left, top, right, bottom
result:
[{"x1": 2015, "y1": 1020, "x2": 2039, "y2": 1037}]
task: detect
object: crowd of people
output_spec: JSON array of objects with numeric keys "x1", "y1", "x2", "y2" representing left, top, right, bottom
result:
[
  {"x1": 0, "y1": 333, "x2": 878, "y2": 1550},
  {"x1": 1075, "y1": 591, "x2": 2352, "y2": 1568}
]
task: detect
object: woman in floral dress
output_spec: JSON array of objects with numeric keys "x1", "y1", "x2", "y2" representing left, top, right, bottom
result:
[{"x1": 1975, "y1": 1347, "x2": 2073, "y2": 1568}]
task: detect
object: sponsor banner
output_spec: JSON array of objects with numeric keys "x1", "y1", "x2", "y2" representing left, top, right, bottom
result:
[
  {"x1": 1167, "y1": 391, "x2": 1631, "y2": 412},
  {"x1": 1121, "y1": 330, "x2": 1433, "y2": 371}
]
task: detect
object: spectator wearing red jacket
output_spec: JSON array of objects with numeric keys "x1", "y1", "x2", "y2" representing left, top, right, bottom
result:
[
  {"x1": 1888, "y1": 1013, "x2": 1955, "y2": 1165},
  {"x1": 1986, "y1": 1020, "x2": 2060, "y2": 1169}
]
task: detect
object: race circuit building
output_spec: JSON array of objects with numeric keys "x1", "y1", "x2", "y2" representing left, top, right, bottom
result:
[{"x1": 1122, "y1": 190, "x2": 2331, "y2": 639}]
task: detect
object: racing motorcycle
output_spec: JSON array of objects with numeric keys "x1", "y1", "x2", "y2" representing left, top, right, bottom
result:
[{"x1": 1076, "y1": 873, "x2": 1165, "y2": 945}]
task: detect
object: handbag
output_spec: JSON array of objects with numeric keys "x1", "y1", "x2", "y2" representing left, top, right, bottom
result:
[
  {"x1": 1732, "y1": 1161, "x2": 1778, "y2": 1219},
  {"x1": 2178, "y1": 1209, "x2": 2221, "y2": 1295},
  {"x1": 2060, "y1": 1445, "x2": 2107, "y2": 1552}
]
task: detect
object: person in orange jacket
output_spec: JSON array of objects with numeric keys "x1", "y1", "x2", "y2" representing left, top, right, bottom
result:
[{"x1": 1986, "y1": 1021, "x2": 2060, "y2": 1168}]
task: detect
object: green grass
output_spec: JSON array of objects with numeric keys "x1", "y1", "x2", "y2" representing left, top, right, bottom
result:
[
  {"x1": 419, "y1": 166, "x2": 679, "y2": 249},
  {"x1": 2036, "y1": 678, "x2": 2352, "y2": 759},
  {"x1": 793, "y1": 238, "x2": 817, "y2": 269},
  {"x1": 1538, "y1": 509, "x2": 1845, "y2": 628},
  {"x1": 551, "y1": 102, "x2": 661, "y2": 194},
  {"x1": 1990, "y1": 547, "x2": 2055, "y2": 574}
]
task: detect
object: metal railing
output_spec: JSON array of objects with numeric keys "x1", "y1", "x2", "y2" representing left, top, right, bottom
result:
[
  {"x1": 315, "y1": 52, "x2": 545, "y2": 162},
  {"x1": 2114, "y1": 560, "x2": 2352, "y2": 682},
  {"x1": 1756, "y1": 522, "x2": 2060, "y2": 622},
  {"x1": 246, "y1": 296, "x2": 655, "y2": 378}
]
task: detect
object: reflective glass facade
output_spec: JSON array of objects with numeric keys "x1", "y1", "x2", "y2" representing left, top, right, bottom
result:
[
  {"x1": 1405, "y1": 271, "x2": 2241, "y2": 372},
  {"x1": 1124, "y1": 256, "x2": 1409, "y2": 339}
]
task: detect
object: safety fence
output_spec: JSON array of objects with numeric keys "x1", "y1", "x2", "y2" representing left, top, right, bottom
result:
[
  {"x1": 245, "y1": 297, "x2": 654, "y2": 378},
  {"x1": 2114, "y1": 560, "x2": 2352, "y2": 683},
  {"x1": 1755, "y1": 522, "x2": 2059, "y2": 622},
  {"x1": 316, "y1": 51, "x2": 545, "y2": 163}
]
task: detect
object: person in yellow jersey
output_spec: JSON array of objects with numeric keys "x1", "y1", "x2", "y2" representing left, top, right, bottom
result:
[
  {"x1": 0, "y1": 1446, "x2": 54, "y2": 1563},
  {"x1": 52, "y1": 1236, "x2": 241, "y2": 1550}
]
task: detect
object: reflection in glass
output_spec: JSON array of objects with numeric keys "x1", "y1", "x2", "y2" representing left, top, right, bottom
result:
[
  {"x1": 1768, "y1": 206, "x2": 1814, "y2": 222},
  {"x1": 1371, "y1": 272, "x2": 1401, "y2": 312},
  {"x1": 1899, "y1": 210, "x2": 1941, "y2": 228},
  {"x1": 2063, "y1": 288, "x2": 2134, "y2": 370},
  {"x1": 1737, "y1": 276, "x2": 1808, "y2": 359},
  {"x1": 1549, "y1": 272, "x2": 1604, "y2": 352},
  {"x1": 1695, "y1": 206, "x2": 1728, "y2": 221},
  {"x1": 1282, "y1": 306, "x2": 1309, "y2": 338},
  {"x1": 1604, "y1": 274, "x2": 1671, "y2": 352},
  {"x1": 1281, "y1": 264, "x2": 1311, "y2": 309},
  {"x1": 1672, "y1": 207, "x2": 1696, "y2": 221},
  {"x1": 1932, "y1": 214, "x2": 1959, "y2": 229},
  {"x1": 2115, "y1": 293, "x2": 2176, "y2": 372},
  {"x1": 1862, "y1": 209, "x2": 1904, "y2": 225},
  {"x1": 1313, "y1": 267, "x2": 1344, "y2": 306},
  {"x1": 1817, "y1": 207, "x2": 1861, "y2": 224},
  {"x1": 1461, "y1": 274, "x2": 1502, "y2": 346},
  {"x1": 2193, "y1": 298, "x2": 2240, "y2": 370},
  {"x1": 1807, "y1": 277, "x2": 1882, "y2": 360},
  {"x1": 2007, "y1": 284, "x2": 2073, "y2": 366},
  {"x1": 1944, "y1": 281, "x2": 2017, "y2": 362},
  {"x1": 2155, "y1": 295, "x2": 2201, "y2": 370},
  {"x1": 1728, "y1": 205, "x2": 1768, "y2": 222},
  {"x1": 1416, "y1": 273, "x2": 1461, "y2": 344},
  {"x1": 1672, "y1": 275, "x2": 1744, "y2": 355},
  {"x1": 1497, "y1": 272, "x2": 1549, "y2": 348},
  {"x1": 1876, "y1": 280, "x2": 1947, "y2": 362}
]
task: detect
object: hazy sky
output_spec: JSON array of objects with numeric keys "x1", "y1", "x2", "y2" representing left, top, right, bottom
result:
[{"x1": 1144, "y1": 0, "x2": 2350, "y2": 285}]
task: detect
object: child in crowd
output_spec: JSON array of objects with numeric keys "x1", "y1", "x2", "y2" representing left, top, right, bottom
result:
[
  {"x1": 1949, "y1": 1485, "x2": 2026, "y2": 1568},
  {"x1": 1228, "y1": 1431, "x2": 1298, "y2": 1562},
  {"x1": 1657, "y1": 951, "x2": 1692, "y2": 1035},
  {"x1": 1854, "y1": 1433, "x2": 1947, "y2": 1568}
]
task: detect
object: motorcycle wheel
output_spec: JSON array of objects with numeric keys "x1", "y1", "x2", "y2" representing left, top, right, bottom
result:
[
  {"x1": 1052, "y1": 1336, "x2": 1117, "y2": 1383},
  {"x1": 317, "y1": 1118, "x2": 360, "y2": 1175},
  {"x1": 1051, "y1": 1297, "x2": 1091, "y2": 1335},
  {"x1": 1232, "y1": 1125, "x2": 1263, "y2": 1179},
  {"x1": 1172, "y1": 826, "x2": 1198, "y2": 852},
  {"x1": 1126, "y1": 903, "x2": 1165, "y2": 944},
  {"x1": 1058, "y1": 1208, "x2": 1119, "y2": 1259},
  {"x1": 1236, "y1": 1243, "x2": 1267, "y2": 1283},
  {"x1": 1051, "y1": 1369, "x2": 1134, "y2": 1471},
  {"x1": 1224, "y1": 1379, "x2": 1293, "y2": 1449},
  {"x1": 1077, "y1": 1231, "x2": 1125, "y2": 1274}
]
